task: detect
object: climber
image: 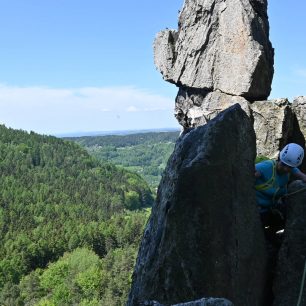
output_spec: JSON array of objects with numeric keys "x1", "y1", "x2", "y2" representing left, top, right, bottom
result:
[{"x1": 255, "y1": 143, "x2": 306, "y2": 244}]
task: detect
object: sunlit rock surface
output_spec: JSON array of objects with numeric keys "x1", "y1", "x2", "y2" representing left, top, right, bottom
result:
[{"x1": 154, "y1": 0, "x2": 274, "y2": 100}]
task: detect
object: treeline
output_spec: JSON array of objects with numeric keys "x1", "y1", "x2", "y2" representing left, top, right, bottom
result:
[
  {"x1": 64, "y1": 131, "x2": 180, "y2": 147},
  {"x1": 0, "y1": 124, "x2": 153, "y2": 305},
  {"x1": 68, "y1": 131, "x2": 180, "y2": 189}
]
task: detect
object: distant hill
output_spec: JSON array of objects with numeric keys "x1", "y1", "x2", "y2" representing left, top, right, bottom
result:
[
  {"x1": 0, "y1": 124, "x2": 153, "y2": 305},
  {"x1": 67, "y1": 131, "x2": 180, "y2": 190},
  {"x1": 57, "y1": 127, "x2": 180, "y2": 138}
]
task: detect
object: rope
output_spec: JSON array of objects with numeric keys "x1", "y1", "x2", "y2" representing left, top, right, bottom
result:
[
  {"x1": 255, "y1": 160, "x2": 276, "y2": 191},
  {"x1": 297, "y1": 257, "x2": 306, "y2": 306},
  {"x1": 283, "y1": 186, "x2": 306, "y2": 199}
]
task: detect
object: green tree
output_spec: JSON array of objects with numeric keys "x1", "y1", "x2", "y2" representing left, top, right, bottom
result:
[{"x1": 0, "y1": 124, "x2": 153, "y2": 303}]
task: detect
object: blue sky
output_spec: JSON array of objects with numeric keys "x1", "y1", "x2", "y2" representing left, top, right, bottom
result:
[{"x1": 0, "y1": 0, "x2": 305, "y2": 135}]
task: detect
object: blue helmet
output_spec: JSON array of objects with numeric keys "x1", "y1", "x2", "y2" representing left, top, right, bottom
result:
[{"x1": 280, "y1": 143, "x2": 304, "y2": 167}]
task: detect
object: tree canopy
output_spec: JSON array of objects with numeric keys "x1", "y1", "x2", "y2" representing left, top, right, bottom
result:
[
  {"x1": 0, "y1": 124, "x2": 153, "y2": 305},
  {"x1": 67, "y1": 131, "x2": 179, "y2": 189}
]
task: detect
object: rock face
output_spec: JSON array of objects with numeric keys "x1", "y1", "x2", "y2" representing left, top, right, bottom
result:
[
  {"x1": 127, "y1": 105, "x2": 268, "y2": 306},
  {"x1": 142, "y1": 297, "x2": 233, "y2": 306},
  {"x1": 154, "y1": 0, "x2": 274, "y2": 100},
  {"x1": 172, "y1": 82, "x2": 306, "y2": 165},
  {"x1": 148, "y1": 1, "x2": 306, "y2": 305},
  {"x1": 292, "y1": 96, "x2": 306, "y2": 141},
  {"x1": 153, "y1": 0, "x2": 306, "y2": 163},
  {"x1": 175, "y1": 89, "x2": 251, "y2": 128},
  {"x1": 273, "y1": 180, "x2": 306, "y2": 306},
  {"x1": 175, "y1": 93, "x2": 306, "y2": 163},
  {"x1": 251, "y1": 98, "x2": 305, "y2": 160}
]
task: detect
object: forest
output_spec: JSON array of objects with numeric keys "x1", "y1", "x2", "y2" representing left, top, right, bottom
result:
[
  {"x1": 66, "y1": 131, "x2": 180, "y2": 190},
  {"x1": 0, "y1": 124, "x2": 154, "y2": 305}
]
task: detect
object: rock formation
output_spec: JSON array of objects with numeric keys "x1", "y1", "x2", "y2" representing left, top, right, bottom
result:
[
  {"x1": 154, "y1": 0, "x2": 274, "y2": 100},
  {"x1": 175, "y1": 89, "x2": 251, "y2": 128},
  {"x1": 251, "y1": 98, "x2": 305, "y2": 160},
  {"x1": 292, "y1": 96, "x2": 306, "y2": 142},
  {"x1": 127, "y1": 105, "x2": 268, "y2": 306},
  {"x1": 174, "y1": 92, "x2": 303, "y2": 161},
  {"x1": 273, "y1": 180, "x2": 306, "y2": 306},
  {"x1": 142, "y1": 297, "x2": 233, "y2": 306},
  {"x1": 128, "y1": 0, "x2": 306, "y2": 305},
  {"x1": 154, "y1": 0, "x2": 306, "y2": 164},
  {"x1": 175, "y1": 92, "x2": 306, "y2": 165}
]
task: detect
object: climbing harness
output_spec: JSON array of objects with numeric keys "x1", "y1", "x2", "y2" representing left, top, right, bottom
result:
[
  {"x1": 255, "y1": 160, "x2": 276, "y2": 191},
  {"x1": 255, "y1": 160, "x2": 286, "y2": 205},
  {"x1": 255, "y1": 161, "x2": 306, "y2": 306}
]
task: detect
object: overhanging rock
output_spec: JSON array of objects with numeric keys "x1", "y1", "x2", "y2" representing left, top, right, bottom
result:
[
  {"x1": 127, "y1": 104, "x2": 268, "y2": 306},
  {"x1": 154, "y1": 0, "x2": 274, "y2": 100}
]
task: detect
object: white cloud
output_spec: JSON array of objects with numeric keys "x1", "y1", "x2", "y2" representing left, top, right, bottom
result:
[
  {"x1": 0, "y1": 84, "x2": 178, "y2": 134},
  {"x1": 0, "y1": 84, "x2": 173, "y2": 112},
  {"x1": 126, "y1": 106, "x2": 140, "y2": 112}
]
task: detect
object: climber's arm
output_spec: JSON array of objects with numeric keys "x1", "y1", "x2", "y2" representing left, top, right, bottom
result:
[{"x1": 292, "y1": 170, "x2": 306, "y2": 183}]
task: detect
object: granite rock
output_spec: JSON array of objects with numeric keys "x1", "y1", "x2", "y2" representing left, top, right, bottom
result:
[
  {"x1": 175, "y1": 93, "x2": 306, "y2": 165},
  {"x1": 292, "y1": 96, "x2": 306, "y2": 140},
  {"x1": 175, "y1": 88, "x2": 251, "y2": 128},
  {"x1": 127, "y1": 105, "x2": 268, "y2": 306},
  {"x1": 273, "y1": 180, "x2": 306, "y2": 306},
  {"x1": 154, "y1": 0, "x2": 274, "y2": 100},
  {"x1": 251, "y1": 98, "x2": 304, "y2": 159}
]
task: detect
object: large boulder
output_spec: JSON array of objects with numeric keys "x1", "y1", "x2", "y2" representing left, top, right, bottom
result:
[
  {"x1": 154, "y1": 0, "x2": 274, "y2": 100},
  {"x1": 273, "y1": 180, "x2": 306, "y2": 306},
  {"x1": 127, "y1": 105, "x2": 268, "y2": 306}
]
